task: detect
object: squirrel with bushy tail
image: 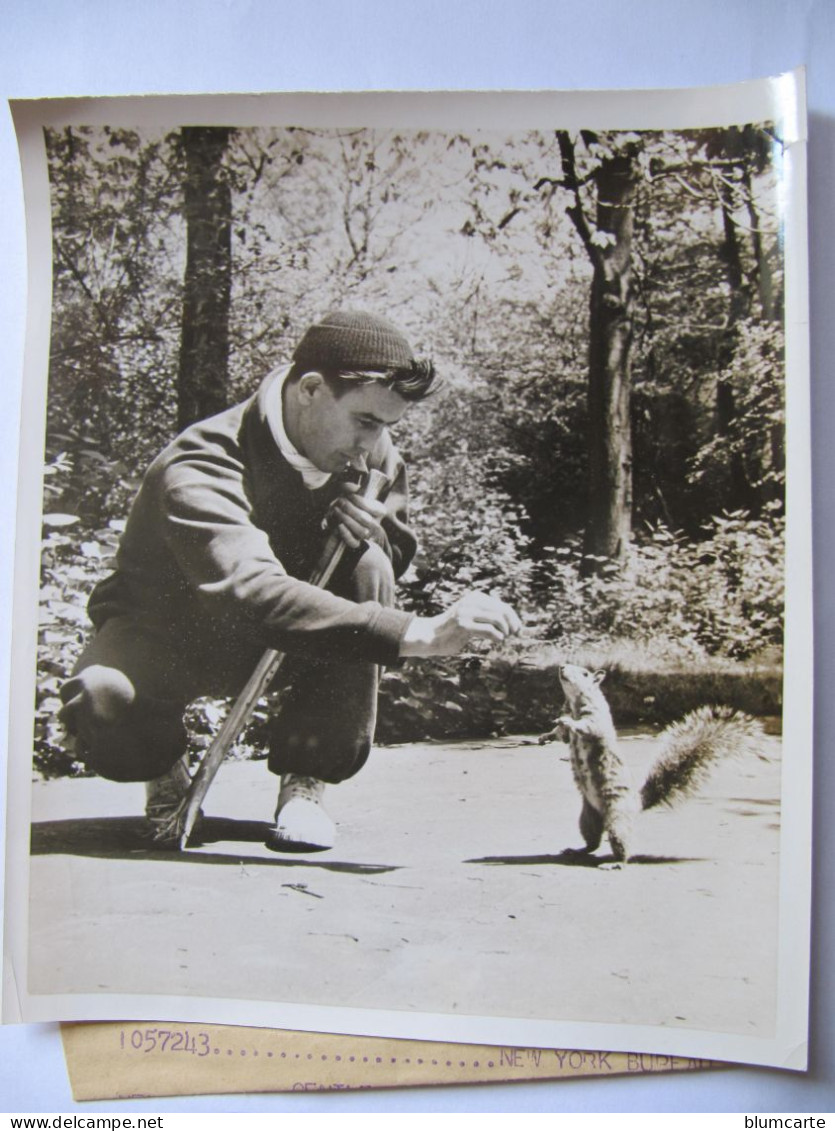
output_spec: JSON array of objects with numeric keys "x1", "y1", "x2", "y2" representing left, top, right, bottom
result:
[{"x1": 538, "y1": 663, "x2": 766, "y2": 866}]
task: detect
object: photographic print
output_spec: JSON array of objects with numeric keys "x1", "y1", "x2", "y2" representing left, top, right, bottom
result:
[{"x1": 4, "y1": 78, "x2": 811, "y2": 1069}]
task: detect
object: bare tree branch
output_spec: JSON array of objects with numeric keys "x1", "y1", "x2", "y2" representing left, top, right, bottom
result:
[{"x1": 555, "y1": 131, "x2": 601, "y2": 266}]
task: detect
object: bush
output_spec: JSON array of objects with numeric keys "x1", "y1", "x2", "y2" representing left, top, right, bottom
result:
[
  {"x1": 34, "y1": 514, "x2": 121, "y2": 777},
  {"x1": 399, "y1": 459, "x2": 536, "y2": 616},
  {"x1": 532, "y1": 506, "x2": 784, "y2": 661}
]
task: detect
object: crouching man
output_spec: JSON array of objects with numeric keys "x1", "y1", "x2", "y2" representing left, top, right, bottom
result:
[{"x1": 59, "y1": 310, "x2": 521, "y2": 852}]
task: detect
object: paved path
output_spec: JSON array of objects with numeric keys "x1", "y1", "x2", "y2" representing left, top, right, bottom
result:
[{"x1": 27, "y1": 732, "x2": 782, "y2": 1037}]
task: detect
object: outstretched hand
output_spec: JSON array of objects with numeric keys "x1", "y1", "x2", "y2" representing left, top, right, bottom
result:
[{"x1": 400, "y1": 590, "x2": 523, "y2": 658}]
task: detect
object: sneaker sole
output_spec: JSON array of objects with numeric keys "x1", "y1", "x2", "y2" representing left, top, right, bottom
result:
[{"x1": 264, "y1": 828, "x2": 334, "y2": 854}]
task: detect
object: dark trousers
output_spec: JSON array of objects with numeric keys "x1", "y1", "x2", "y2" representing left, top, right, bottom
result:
[{"x1": 58, "y1": 544, "x2": 394, "y2": 785}]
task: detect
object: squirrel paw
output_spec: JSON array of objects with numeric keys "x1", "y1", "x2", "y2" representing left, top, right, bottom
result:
[{"x1": 539, "y1": 719, "x2": 574, "y2": 744}]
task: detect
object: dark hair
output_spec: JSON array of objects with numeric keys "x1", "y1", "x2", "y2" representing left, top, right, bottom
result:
[{"x1": 286, "y1": 359, "x2": 439, "y2": 402}]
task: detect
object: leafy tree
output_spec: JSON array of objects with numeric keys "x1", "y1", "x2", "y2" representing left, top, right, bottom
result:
[
  {"x1": 548, "y1": 130, "x2": 643, "y2": 567},
  {"x1": 44, "y1": 125, "x2": 184, "y2": 520},
  {"x1": 526, "y1": 126, "x2": 783, "y2": 546}
]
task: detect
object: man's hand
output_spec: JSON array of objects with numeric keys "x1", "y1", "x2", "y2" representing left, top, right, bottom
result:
[
  {"x1": 400, "y1": 590, "x2": 523, "y2": 658},
  {"x1": 326, "y1": 484, "x2": 387, "y2": 550}
]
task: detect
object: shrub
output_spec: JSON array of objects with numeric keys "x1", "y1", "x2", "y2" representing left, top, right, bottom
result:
[
  {"x1": 34, "y1": 514, "x2": 121, "y2": 777},
  {"x1": 533, "y1": 507, "x2": 784, "y2": 661}
]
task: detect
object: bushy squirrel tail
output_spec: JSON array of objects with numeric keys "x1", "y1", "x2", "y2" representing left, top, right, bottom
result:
[{"x1": 640, "y1": 705, "x2": 766, "y2": 811}]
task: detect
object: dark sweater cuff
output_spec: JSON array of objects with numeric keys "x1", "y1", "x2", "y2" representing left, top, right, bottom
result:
[{"x1": 368, "y1": 606, "x2": 414, "y2": 665}]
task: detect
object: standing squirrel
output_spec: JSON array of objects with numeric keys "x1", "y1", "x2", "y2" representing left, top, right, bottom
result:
[{"x1": 538, "y1": 663, "x2": 766, "y2": 865}]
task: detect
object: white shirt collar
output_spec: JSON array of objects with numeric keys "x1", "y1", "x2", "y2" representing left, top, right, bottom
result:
[{"x1": 266, "y1": 366, "x2": 332, "y2": 490}]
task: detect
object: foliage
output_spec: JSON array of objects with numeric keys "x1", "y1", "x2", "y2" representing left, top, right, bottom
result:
[
  {"x1": 34, "y1": 511, "x2": 121, "y2": 777},
  {"x1": 44, "y1": 126, "x2": 184, "y2": 522},
  {"x1": 394, "y1": 380, "x2": 537, "y2": 615},
  {"x1": 31, "y1": 121, "x2": 789, "y2": 774},
  {"x1": 375, "y1": 645, "x2": 782, "y2": 742},
  {"x1": 688, "y1": 319, "x2": 785, "y2": 508},
  {"x1": 40, "y1": 122, "x2": 786, "y2": 541},
  {"x1": 531, "y1": 507, "x2": 784, "y2": 661}
]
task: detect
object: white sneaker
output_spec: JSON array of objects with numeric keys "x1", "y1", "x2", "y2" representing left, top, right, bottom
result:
[
  {"x1": 144, "y1": 756, "x2": 193, "y2": 844},
  {"x1": 265, "y1": 774, "x2": 335, "y2": 853}
]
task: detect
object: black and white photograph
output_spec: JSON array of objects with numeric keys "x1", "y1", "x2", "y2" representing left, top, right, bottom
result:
[{"x1": 4, "y1": 79, "x2": 811, "y2": 1072}]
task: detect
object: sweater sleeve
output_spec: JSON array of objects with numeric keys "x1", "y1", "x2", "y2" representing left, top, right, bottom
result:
[{"x1": 156, "y1": 452, "x2": 412, "y2": 664}]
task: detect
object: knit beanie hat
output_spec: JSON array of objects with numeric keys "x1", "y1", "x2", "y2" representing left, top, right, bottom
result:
[{"x1": 292, "y1": 310, "x2": 415, "y2": 373}]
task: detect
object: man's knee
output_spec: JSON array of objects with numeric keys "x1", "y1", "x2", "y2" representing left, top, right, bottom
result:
[
  {"x1": 59, "y1": 665, "x2": 187, "y2": 783},
  {"x1": 269, "y1": 729, "x2": 372, "y2": 784},
  {"x1": 350, "y1": 541, "x2": 395, "y2": 604},
  {"x1": 61, "y1": 665, "x2": 136, "y2": 727}
]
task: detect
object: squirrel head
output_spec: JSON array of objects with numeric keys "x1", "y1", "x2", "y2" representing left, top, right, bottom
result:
[{"x1": 558, "y1": 664, "x2": 608, "y2": 713}]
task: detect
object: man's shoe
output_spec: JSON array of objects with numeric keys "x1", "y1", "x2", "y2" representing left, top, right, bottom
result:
[
  {"x1": 265, "y1": 774, "x2": 335, "y2": 853},
  {"x1": 144, "y1": 755, "x2": 195, "y2": 844}
]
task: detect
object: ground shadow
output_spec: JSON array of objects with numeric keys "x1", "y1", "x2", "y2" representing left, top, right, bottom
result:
[
  {"x1": 727, "y1": 797, "x2": 781, "y2": 808},
  {"x1": 30, "y1": 816, "x2": 400, "y2": 875},
  {"x1": 468, "y1": 851, "x2": 707, "y2": 868}
]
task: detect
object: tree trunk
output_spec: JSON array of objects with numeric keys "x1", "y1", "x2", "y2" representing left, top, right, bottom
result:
[
  {"x1": 716, "y1": 175, "x2": 759, "y2": 514},
  {"x1": 582, "y1": 150, "x2": 639, "y2": 568},
  {"x1": 177, "y1": 127, "x2": 233, "y2": 431},
  {"x1": 742, "y1": 163, "x2": 776, "y2": 321}
]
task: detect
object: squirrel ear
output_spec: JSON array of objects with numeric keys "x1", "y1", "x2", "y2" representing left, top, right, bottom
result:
[{"x1": 593, "y1": 670, "x2": 606, "y2": 685}]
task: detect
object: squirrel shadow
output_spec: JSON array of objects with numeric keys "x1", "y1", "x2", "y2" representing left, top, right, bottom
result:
[
  {"x1": 468, "y1": 850, "x2": 707, "y2": 868},
  {"x1": 29, "y1": 815, "x2": 400, "y2": 875}
]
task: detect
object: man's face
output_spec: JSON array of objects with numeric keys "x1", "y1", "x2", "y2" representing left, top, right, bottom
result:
[{"x1": 293, "y1": 374, "x2": 410, "y2": 473}]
